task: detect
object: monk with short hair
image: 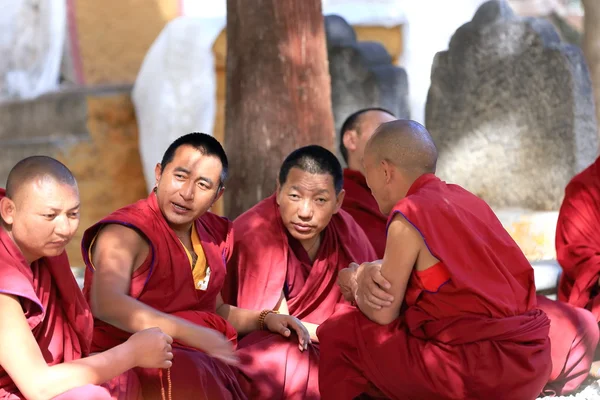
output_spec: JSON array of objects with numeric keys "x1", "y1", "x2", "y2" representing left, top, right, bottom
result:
[
  {"x1": 223, "y1": 145, "x2": 377, "y2": 399},
  {"x1": 342, "y1": 119, "x2": 599, "y2": 395},
  {"x1": 83, "y1": 133, "x2": 310, "y2": 400},
  {"x1": 318, "y1": 120, "x2": 553, "y2": 399},
  {"x1": 340, "y1": 107, "x2": 396, "y2": 258},
  {"x1": 0, "y1": 156, "x2": 173, "y2": 400}
]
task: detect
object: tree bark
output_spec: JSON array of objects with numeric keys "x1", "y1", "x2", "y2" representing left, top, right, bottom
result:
[
  {"x1": 583, "y1": 0, "x2": 600, "y2": 139},
  {"x1": 224, "y1": 0, "x2": 335, "y2": 218}
]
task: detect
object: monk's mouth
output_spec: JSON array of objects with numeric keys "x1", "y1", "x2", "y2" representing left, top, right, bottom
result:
[
  {"x1": 171, "y1": 202, "x2": 191, "y2": 212},
  {"x1": 292, "y1": 223, "x2": 314, "y2": 233}
]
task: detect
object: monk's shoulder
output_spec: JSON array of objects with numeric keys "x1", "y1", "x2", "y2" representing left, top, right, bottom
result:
[{"x1": 199, "y1": 211, "x2": 233, "y2": 243}]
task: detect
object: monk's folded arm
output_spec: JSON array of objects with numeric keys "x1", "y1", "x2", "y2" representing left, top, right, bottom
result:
[
  {"x1": 358, "y1": 216, "x2": 418, "y2": 325},
  {"x1": 90, "y1": 224, "x2": 203, "y2": 344},
  {"x1": 0, "y1": 293, "x2": 137, "y2": 400},
  {"x1": 215, "y1": 293, "x2": 262, "y2": 335}
]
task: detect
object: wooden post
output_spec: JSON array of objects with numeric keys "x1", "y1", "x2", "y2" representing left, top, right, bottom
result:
[{"x1": 224, "y1": 0, "x2": 335, "y2": 218}]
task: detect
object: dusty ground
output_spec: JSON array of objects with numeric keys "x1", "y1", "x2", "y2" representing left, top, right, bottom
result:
[{"x1": 537, "y1": 378, "x2": 600, "y2": 399}]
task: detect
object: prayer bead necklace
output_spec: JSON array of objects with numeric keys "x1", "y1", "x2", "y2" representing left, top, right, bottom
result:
[{"x1": 159, "y1": 368, "x2": 172, "y2": 400}]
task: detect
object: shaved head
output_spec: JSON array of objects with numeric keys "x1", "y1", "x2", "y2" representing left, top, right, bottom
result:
[
  {"x1": 365, "y1": 120, "x2": 438, "y2": 176},
  {"x1": 6, "y1": 156, "x2": 76, "y2": 200}
]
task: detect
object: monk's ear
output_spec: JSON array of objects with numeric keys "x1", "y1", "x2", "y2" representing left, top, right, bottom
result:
[
  {"x1": 382, "y1": 160, "x2": 393, "y2": 184},
  {"x1": 333, "y1": 189, "x2": 345, "y2": 214},
  {"x1": 342, "y1": 130, "x2": 358, "y2": 152},
  {"x1": 0, "y1": 197, "x2": 16, "y2": 225},
  {"x1": 154, "y1": 163, "x2": 162, "y2": 186},
  {"x1": 213, "y1": 186, "x2": 225, "y2": 204}
]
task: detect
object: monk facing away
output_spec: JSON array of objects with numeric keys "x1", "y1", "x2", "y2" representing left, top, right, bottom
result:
[
  {"x1": 82, "y1": 133, "x2": 310, "y2": 400},
  {"x1": 317, "y1": 120, "x2": 553, "y2": 399},
  {"x1": 342, "y1": 116, "x2": 599, "y2": 395},
  {"x1": 0, "y1": 156, "x2": 172, "y2": 400},
  {"x1": 223, "y1": 145, "x2": 377, "y2": 399},
  {"x1": 556, "y1": 155, "x2": 600, "y2": 375},
  {"x1": 339, "y1": 108, "x2": 396, "y2": 258}
]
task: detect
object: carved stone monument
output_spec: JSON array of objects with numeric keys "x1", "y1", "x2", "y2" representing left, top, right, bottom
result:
[
  {"x1": 325, "y1": 15, "x2": 410, "y2": 154},
  {"x1": 426, "y1": 0, "x2": 598, "y2": 211}
]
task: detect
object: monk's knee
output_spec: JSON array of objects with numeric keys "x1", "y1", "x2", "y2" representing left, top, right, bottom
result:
[
  {"x1": 576, "y1": 307, "x2": 600, "y2": 351},
  {"x1": 50, "y1": 384, "x2": 112, "y2": 400}
]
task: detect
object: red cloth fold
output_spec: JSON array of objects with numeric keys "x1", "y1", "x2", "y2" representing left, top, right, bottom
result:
[
  {"x1": 556, "y1": 157, "x2": 600, "y2": 320},
  {"x1": 317, "y1": 174, "x2": 552, "y2": 400},
  {"x1": 341, "y1": 169, "x2": 387, "y2": 258},
  {"x1": 0, "y1": 189, "x2": 140, "y2": 400},
  {"x1": 223, "y1": 193, "x2": 377, "y2": 399},
  {"x1": 82, "y1": 192, "x2": 245, "y2": 400}
]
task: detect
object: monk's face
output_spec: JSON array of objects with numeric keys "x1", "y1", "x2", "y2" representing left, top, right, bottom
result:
[
  {"x1": 276, "y1": 167, "x2": 344, "y2": 245},
  {"x1": 345, "y1": 111, "x2": 396, "y2": 173},
  {"x1": 0, "y1": 178, "x2": 80, "y2": 263},
  {"x1": 363, "y1": 151, "x2": 395, "y2": 215},
  {"x1": 154, "y1": 145, "x2": 224, "y2": 230}
]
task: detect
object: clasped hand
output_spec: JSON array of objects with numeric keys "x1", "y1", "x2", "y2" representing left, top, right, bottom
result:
[{"x1": 338, "y1": 260, "x2": 394, "y2": 309}]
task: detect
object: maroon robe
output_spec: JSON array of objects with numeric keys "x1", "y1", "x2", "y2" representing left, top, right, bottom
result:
[
  {"x1": 317, "y1": 174, "x2": 551, "y2": 400},
  {"x1": 557, "y1": 156, "x2": 600, "y2": 320},
  {"x1": 223, "y1": 194, "x2": 377, "y2": 399},
  {"x1": 342, "y1": 168, "x2": 387, "y2": 258},
  {"x1": 81, "y1": 192, "x2": 246, "y2": 400},
  {"x1": 0, "y1": 189, "x2": 141, "y2": 400}
]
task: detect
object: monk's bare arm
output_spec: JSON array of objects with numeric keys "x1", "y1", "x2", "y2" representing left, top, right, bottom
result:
[
  {"x1": 215, "y1": 293, "x2": 262, "y2": 335},
  {"x1": 276, "y1": 293, "x2": 319, "y2": 342},
  {"x1": 91, "y1": 224, "x2": 210, "y2": 347},
  {"x1": 357, "y1": 215, "x2": 419, "y2": 325},
  {"x1": 0, "y1": 293, "x2": 139, "y2": 400}
]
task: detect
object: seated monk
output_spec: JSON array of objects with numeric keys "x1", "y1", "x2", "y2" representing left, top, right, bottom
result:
[
  {"x1": 556, "y1": 156, "x2": 600, "y2": 376},
  {"x1": 340, "y1": 108, "x2": 396, "y2": 258},
  {"x1": 0, "y1": 156, "x2": 172, "y2": 400},
  {"x1": 343, "y1": 123, "x2": 599, "y2": 395},
  {"x1": 317, "y1": 120, "x2": 553, "y2": 399},
  {"x1": 223, "y1": 145, "x2": 377, "y2": 399},
  {"x1": 82, "y1": 133, "x2": 310, "y2": 400}
]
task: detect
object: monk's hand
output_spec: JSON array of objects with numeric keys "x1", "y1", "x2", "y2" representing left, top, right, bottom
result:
[
  {"x1": 192, "y1": 326, "x2": 240, "y2": 366},
  {"x1": 264, "y1": 313, "x2": 311, "y2": 352},
  {"x1": 356, "y1": 260, "x2": 393, "y2": 310},
  {"x1": 128, "y1": 327, "x2": 174, "y2": 369},
  {"x1": 337, "y1": 263, "x2": 359, "y2": 302}
]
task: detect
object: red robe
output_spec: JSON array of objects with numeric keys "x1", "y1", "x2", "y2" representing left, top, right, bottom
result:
[
  {"x1": 557, "y1": 157, "x2": 600, "y2": 320},
  {"x1": 0, "y1": 190, "x2": 141, "y2": 400},
  {"x1": 317, "y1": 174, "x2": 552, "y2": 400},
  {"x1": 341, "y1": 168, "x2": 387, "y2": 258},
  {"x1": 223, "y1": 194, "x2": 377, "y2": 400},
  {"x1": 82, "y1": 192, "x2": 246, "y2": 400}
]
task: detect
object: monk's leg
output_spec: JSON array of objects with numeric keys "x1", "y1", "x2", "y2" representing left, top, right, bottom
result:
[
  {"x1": 537, "y1": 296, "x2": 599, "y2": 394},
  {"x1": 49, "y1": 384, "x2": 112, "y2": 399},
  {"x1": 317, "y1": 305, "x2": 389, "y2": 400},
  {"x1": 137, "y1": 347, "x2": 246, "y2": 400},
  {"x1": 100, "y1": 369, "x2": 143, "y2": 400},
  {"x1": 235, "y1": 330, "x2": 320, "y2": 400}
]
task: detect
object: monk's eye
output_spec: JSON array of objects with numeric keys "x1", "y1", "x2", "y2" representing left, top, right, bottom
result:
[
  {"x1": 198, "y1": 182, "x2": 209, "y2": 189},
  {"x1": 42, "y1": 214, "x2": 56, "y2": 219},
  {"x1": 316, "y1": 198, "x2": 327, "y2": 204},
  {"x1": 289, "y1": 194, "x2": 300, "y2": 200},
  {"x1": 174, "y1": 174, "x2": 185, "y2": 180},
  {"x1": 69, "y1": 212, "x2": 80, "y2": 218}
]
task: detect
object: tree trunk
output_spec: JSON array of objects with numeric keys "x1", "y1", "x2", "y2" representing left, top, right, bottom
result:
[
  {"x1": 224, "y1": 0, "x2": 335, "y2": 218},
  {"x1": 583, "y1": 0, "x2": 600, "y2": 140}
]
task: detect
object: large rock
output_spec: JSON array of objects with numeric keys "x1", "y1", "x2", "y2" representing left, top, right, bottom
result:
[
  {"x1": 426, "y1": 0, "x2": 598, "y2": 210},
  {"x1": 0, "y1": 0, "x2": 66, "y2": 100},
  {"x1": 325, "y1": 15, "x2": 410, "y2": 158}
]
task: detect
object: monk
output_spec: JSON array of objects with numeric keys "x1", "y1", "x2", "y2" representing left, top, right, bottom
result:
[
  {"x1": 340, "y1": 108, "x2": 396, "y2": 258},
  {"x1": 343, "y1": 125, "x2": 599, "y2": 395},
  {"x1": 557, "y1": 155, "x2": 600, "y2": 375},
  {"x1": 317, "y1": 120, "x2": 553, "y2": 399},
  {"x1": 223, "y1": 145, "x2": 377, "y2": 399},
  {"x1": 82, "y1": 133, "x2": 310, "y2": 400},
  {"x1": 0, "y1": 156, "x2": 173, "y2": 400}
]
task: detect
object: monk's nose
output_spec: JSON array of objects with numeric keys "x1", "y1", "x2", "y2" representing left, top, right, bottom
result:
[
  {"x1": 297, "y1": 200, "x2": 313, "y2": 220},
  {"x1": 54, "y1": 215, "x2": 71, "y2": 237},
  {"x1": 179, "y1": 182, "x2": 194, "y2": 201}
]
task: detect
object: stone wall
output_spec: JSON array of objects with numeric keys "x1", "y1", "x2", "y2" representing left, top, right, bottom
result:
[{"x1": 0, "y1": 85, "x2": 147, "y2": 267}]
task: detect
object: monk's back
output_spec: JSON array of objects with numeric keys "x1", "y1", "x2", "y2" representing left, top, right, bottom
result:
[{"x1": 397, "y1": 174, "x2": 537, "y2": 322}]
